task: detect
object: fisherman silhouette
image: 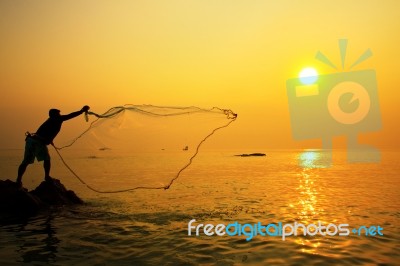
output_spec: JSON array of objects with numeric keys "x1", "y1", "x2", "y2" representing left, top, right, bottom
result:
[{"x1": 16, "y1": 106, "x2": 90, "y2": 186}]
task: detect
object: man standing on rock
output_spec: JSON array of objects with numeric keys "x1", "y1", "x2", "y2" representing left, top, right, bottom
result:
[{"x1": 16, "y1": 106, "x2": 90, "y2": 186}]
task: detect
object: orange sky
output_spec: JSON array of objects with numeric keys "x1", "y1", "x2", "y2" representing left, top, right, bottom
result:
[{"x1": 0, "y1": 0, "x2": 399, "y2": 150}]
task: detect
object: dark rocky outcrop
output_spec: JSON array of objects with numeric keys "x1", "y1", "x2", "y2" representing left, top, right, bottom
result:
[
  {"x1": 0, "y1": 178, "x2": 83, "y2": 220},
  {"x1": 0, "y1": 180, "x2": 43, "y2": 217},
  {"x1": 31, "y1": 178, "x2": 83, "y2": 205}
]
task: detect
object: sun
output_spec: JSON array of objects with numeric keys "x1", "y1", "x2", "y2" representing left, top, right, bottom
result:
[{"x1": 299, "y1": 67, "x2": 318, "y2": 84}]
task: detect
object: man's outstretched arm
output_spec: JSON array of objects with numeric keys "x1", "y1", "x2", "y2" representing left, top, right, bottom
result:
[{"x1": 61, "y1": 105, "x2": 90, "y2": 121}]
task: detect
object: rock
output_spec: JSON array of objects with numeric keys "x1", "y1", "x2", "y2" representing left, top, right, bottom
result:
[
  {"x1": 235, "y1": 153, "x2": 266, "y2": 157},
  {"x1": 0, "y1": 179, "x2": 43, "y2": 218},
  {"x1": 31, "y1": 178, "x2": 83, "y2": 205},
  {"x1": 0, "y1": 178, "x2": 83, "y2": 221}
]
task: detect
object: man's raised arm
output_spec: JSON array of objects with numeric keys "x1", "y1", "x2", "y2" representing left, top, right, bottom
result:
[{"x1": 61, "y1": 105, "x2": 90, "y2": 121}]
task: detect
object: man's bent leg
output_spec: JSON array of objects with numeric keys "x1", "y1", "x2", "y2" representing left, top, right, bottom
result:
[
  {"x1": 17, "y1": 137, "x2": 35, "y2": 185},
  {"x1": 16, "y1": 162, "x2": 28, "y2": 184},
  {"x1": 44, "y1": 159, "x2": 51, "y2": 181}
]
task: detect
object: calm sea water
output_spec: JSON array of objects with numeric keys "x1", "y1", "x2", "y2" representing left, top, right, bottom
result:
[{"x1": 0, "y1": 149, "x2": 399, "y2": 265}]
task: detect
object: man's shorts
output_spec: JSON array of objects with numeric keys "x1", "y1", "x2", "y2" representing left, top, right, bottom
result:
[{"x1": 22, "y1": 137, "x2": 50, "y2": 164}]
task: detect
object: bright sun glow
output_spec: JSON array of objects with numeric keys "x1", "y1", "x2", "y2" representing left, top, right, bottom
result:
[{"x1": 299, "y1": 67, "x2": 318, "y2": 84}]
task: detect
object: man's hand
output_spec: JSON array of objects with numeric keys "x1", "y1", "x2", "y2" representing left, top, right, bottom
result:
[{"x1": 81, "y1": 105, "x2": 90, "y2": 113}]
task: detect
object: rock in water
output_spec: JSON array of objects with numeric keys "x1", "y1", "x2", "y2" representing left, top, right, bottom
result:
[
  {"x1": 235, "y1": 153, "x2": 266, "y2": 157},
  {"x1": 0, "y1": 178, "x2": 83, "y2": 220},
  {"x1": 0, "y1": 179, "x2": 43, "y2": 217},
  {"x1": 32, "y1": 178, "x2": 83, "y2": 205}
]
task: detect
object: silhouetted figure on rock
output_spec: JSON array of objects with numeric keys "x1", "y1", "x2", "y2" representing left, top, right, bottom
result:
[{"x1": 16, "y1": 106, "x2": 90, "y2": 186}]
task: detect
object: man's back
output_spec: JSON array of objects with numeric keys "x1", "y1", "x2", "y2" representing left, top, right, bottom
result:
[
  {"x1": 36, "y1": 109, "x2": 86, "y2": 145},
  {"x1": 35, "y1": 117, "x2": 63, "y2": 145}
]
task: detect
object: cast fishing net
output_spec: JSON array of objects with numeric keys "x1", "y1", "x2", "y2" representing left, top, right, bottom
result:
[{"x1": 53, "y1": 105, "x2": 237, "y2": 193}]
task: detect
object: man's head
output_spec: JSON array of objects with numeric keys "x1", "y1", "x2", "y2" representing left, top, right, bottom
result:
[{"x1": 49, "y1": 109, "x2": 60, "y2": 118}]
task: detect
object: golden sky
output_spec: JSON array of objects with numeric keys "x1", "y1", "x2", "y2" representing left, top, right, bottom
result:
[{"x1": 0, "y1": 0, "x2": 399, "y2": 150}]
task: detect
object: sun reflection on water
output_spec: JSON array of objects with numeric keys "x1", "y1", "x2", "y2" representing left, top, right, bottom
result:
[
  {"x1": 296, "y1": 169, "x2": 318, "y2": 220},
  {"x1": 291, "y1": 150, "x2": 329, "y2": 255}
]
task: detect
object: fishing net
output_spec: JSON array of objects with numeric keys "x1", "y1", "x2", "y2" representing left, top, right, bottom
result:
[{"x1": 53, "y1": 105, "x2": 237, "y2": 193}]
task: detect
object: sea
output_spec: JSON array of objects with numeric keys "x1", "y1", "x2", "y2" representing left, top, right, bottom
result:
[{"x1": 0, "y1": 149, "x2": 399, "y2": 265}]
